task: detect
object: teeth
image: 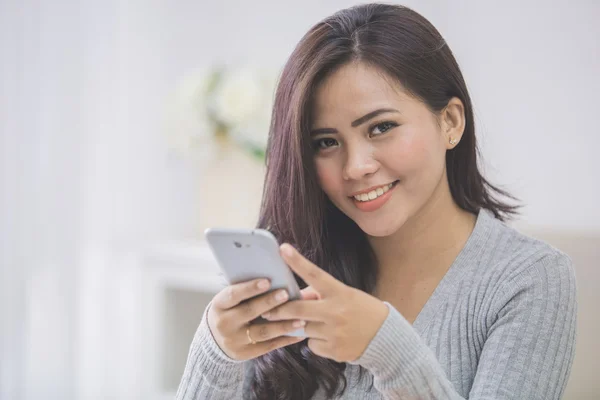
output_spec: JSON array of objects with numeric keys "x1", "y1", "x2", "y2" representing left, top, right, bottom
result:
[{"x1": 353, "y1": 182, "x2": 395, "y2": 202}]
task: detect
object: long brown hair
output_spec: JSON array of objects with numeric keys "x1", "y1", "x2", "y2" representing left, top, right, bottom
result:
[{"x1": 251, "y1": 4, "x2": 518, "y2": 399}]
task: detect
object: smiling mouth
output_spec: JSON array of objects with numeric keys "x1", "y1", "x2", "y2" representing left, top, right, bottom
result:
[{"x1": 350, "y1": 180, "x2": 400, "y2": 202}]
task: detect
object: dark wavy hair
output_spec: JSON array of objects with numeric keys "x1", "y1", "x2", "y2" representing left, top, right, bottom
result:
[{"x1": 250, "y1": 3, "x2": 519, "y2": 399}]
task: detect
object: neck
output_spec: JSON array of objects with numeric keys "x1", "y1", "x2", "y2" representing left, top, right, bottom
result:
[{"x1": 368, "y1": 174, "x2": 477, "y2": 283}]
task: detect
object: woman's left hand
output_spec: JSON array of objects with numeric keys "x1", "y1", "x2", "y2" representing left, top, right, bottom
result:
[{"x1": 261, "y1": 243, "x2": 389, "y2": 363}]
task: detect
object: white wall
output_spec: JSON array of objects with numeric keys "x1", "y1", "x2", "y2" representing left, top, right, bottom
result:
[
  {"x1": 423, "y1": 1, "x2": 600, "y2": 232},
  {"x1": 1, "y1": 0, "x2": 203, "y2": 398},
  {"x1": 1, "y1": 1, "x2": 84, "y2": 398},
  {"x1": 77, "y1": 0, "x2": 205, "y2": 398}
]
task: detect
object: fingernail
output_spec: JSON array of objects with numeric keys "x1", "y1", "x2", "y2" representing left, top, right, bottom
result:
[
  {"x1": 275, "y1": 290, "x2": 288, "y2": 302},
  {"x1": 293, "y1": 320, "x2": 306, "y2": 328},
  {"x1": 261, "y1": 312, "x2": 270, "y2": 319},
  {"x1": 281, "y1": 244, "x2": 294, "y2": 257},
  {"x1": 257, "y1": 279, "x2": 270, "y2": 290}
]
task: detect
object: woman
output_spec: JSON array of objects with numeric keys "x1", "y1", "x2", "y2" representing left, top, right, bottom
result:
[{"x1": 177, "y1": 4, "x2": 577, "y2": 399}]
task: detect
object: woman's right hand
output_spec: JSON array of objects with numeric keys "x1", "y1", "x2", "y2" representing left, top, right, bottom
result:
[{"x1": 207, "y1": 279, "x2": 309, "y2": 361}]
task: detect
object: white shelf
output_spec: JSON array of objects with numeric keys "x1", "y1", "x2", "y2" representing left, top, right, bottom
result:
[
  {"x1": 134, "y1": 240, "x2": 224, "y2": 399},
  {"x1": 142, "y1": 240, "x2": 224, "y2": 290}
]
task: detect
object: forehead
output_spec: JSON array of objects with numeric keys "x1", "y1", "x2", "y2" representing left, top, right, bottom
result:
[{"x1": 311, "y1": 62, "x2": 410, "y2": 123}]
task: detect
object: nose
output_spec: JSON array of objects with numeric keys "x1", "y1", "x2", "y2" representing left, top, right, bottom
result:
[{"x1": 342, "y1": 144, "x2": 379, "y2": 181}]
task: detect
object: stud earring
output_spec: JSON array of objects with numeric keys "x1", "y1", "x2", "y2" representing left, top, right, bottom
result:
[{"x1": 449, "y1": 137, "x2": 458, "y2": 145}]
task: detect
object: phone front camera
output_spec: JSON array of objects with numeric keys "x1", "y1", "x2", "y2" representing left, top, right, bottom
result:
[{"x1": 234, "y1": 241, "x2": 242, "y2": 248}]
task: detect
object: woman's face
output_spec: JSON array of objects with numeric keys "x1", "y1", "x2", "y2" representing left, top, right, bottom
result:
[{"x1": 311, "y1": 62, "x2": 455, "y2": 237}]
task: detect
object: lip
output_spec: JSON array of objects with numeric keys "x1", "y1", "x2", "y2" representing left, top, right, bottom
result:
[
  {"x1": 350, "y1": 181, "x2": 399, "y2": 213},
  {"x1": 348, "y1": 180, "x2": 398, "y2": 197}
]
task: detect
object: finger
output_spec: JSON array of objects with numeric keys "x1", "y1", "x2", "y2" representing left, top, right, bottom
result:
[
  {"x1": 280, "y1": 243, "x2": 340, "y2": 296},
  {"x1": 261, "y1": 299, "x2": 329, "y2": 322},
  {"x1": 300, "y1": 286, "x2": 320, "y2": 300},
  {"x1": 307, "y1": 338, "x2": 330, "y2": 359},
  {"x1": 302, "y1": 321, "x2": 328, "y2": 340},
  {"x1": 213, "y1": 278, "x2": 271, "y2": 310},
  {"x1": 233, "y1": 288, "x2": 290, "y2": 323},
  {"x1": 251, "y1": 335, "x2": 305, "y2": 357},
  {"x1": 247, "y1": 319, "x2": 307, "y2": 343}
]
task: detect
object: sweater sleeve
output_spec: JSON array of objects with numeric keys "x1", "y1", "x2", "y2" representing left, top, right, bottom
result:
[
  {"x1": 349, "y1": 252, "x2": 577, "y2": 400},
  {"x1": 176, "y1": 303, "x2": 247, "y2": 400}
]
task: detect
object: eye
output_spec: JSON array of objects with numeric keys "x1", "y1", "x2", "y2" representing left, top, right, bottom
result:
[
  {"x1": 312, "y1": 137, "x2": 339, "y2": 151},
  {"x1": 369, "y1": 121, "x2": 398, "y2": 137}
]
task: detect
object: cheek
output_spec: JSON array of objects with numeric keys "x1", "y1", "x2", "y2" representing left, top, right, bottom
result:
[
  {"x1": 386, "y1": 129, "x2": 430, "y2": 169},
  {"x1": 315, "y1": 159, "x2": 340, "y2": 195},
  {"x1": 387, "y1": 126, "x2": 445, "y2": 180}
]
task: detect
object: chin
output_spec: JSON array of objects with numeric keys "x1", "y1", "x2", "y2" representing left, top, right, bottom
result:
[
  {"x1": 360, "y1": 225, "x2": 398, "y2": 237},
  {"x1": 352, "y1": 211, "x2": 409, "y2": 238}
]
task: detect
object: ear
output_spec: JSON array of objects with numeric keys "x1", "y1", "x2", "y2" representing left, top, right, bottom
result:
[{"x1": 441, "y1": 97, "x2": 466, "y2": 149}]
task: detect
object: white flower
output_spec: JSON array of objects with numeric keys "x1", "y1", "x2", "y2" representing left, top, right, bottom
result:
[
  {"x1": 212, "y1": 66, "x2": 264, "y2": 125},
  {"x1": 164, "y1": 64, "x2": 280, "y2": 161},
  {"x1": 214, "y1": 66, "x2": 279, "y2": 150}
]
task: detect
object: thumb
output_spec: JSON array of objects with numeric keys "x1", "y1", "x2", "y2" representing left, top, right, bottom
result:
[{"x1": 300, "y1": 286, "x2": 320, "y2": 300}]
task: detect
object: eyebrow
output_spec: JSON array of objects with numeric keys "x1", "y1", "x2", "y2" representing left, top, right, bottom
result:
[{"x1": 310, "y1": 108, "x2": 400, "y2": 136}]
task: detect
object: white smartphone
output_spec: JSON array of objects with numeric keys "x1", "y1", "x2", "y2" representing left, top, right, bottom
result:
[{"x1": 205, "y1": 227, "x2": 305, "y2": 337}]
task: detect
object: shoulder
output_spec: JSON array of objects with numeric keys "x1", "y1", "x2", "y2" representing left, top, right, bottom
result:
[
  {"x1": 475, "y1": 210, "x2": 577, "y2": 308},
  {"x1": 476, "y1": 209, "x2": 575, "y2": 282}
]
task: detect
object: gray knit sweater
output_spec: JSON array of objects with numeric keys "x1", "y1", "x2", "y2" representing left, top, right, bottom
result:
[{"x1": 176, "y1": 209, "x2": 577, "y2": 399}]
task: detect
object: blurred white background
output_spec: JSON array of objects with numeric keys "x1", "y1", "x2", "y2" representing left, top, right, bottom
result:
[{"x1": 1, "y1": 0, "x2": 598, "y2": 399}]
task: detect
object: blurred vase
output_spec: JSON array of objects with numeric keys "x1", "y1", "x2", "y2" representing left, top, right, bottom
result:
[{"x1": 198, "y1": 133, "x2": 266, "y2": 233}]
